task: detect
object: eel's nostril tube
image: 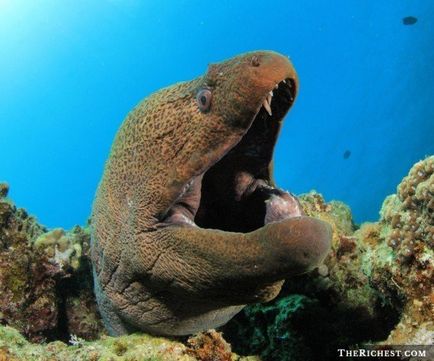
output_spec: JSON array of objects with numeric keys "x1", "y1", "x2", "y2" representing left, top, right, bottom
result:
[{"x1": 251, "y1": 55, "x2": 260, "y2": 67}]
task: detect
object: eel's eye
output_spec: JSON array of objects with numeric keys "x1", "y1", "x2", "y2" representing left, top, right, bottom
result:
[{"x1": 196, "y1": 89, "x2": 212, "y2": 112}]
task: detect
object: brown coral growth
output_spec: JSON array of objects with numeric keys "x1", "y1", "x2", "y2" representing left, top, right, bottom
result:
[
  {"x1": 0, "y1": 183, "x2": 105, "y2": 343},
  {"x1": 376, "y1": 156, "x2": 434, "y2": 344},
  {"x1": 186, "y1": 330, "x2": 233, "y2": 361}
]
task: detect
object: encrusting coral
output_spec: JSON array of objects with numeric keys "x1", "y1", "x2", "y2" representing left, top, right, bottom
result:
[
  {"x1": 374, "y1": 156, "x2": 433, "y2": 345},
  {"x1": 0, "y1": 156, "x2": 433, "y2": 360},
  {"x1": 0, "y1": 183, "x2": 105, "y2": 343},
  {"x1": 0, "y1": 325, "x2": 258, "y2": 361},
  {"x1": 0, "y1": 184, "x2": 59, "y2": 343}
]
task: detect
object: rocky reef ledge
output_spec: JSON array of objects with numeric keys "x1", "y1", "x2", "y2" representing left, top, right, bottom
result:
[{"x1": 0, "y1": 156, "x2": 433, "y2": 361}]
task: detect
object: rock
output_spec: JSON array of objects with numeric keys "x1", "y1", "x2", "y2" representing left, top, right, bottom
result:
[
  {"x1": 374, "y1": 156, "x2": 434, "y2": 345},
  {"x1": 0, "y1": 191, "x2": 104, "y2": 343},
  {"x1": 186, "y1": 330, "x2": 234, "y2": 361},
  {"x1": 0, "y1": 325, "x2": 257, "y2": 361},
  {"x1": 0, "y1": 183, "x2": 8, "y2": 198}
]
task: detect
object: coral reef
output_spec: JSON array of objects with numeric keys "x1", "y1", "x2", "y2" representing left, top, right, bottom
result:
[
  {"x1": 186, "y1": 330, "x2": 256, "y2": 361},
  {"x1": 0, "y1": 325, "x2": 257, "y2": 361},
  {"x1": 0, "y1": 183, "x2": 105, "y2": 343},
  {"x1": 375, "y1": 156, "x2": 434, "y2": 345},
  {"x1": 0, "y1": 184, "x2": 57, "y2": 343},
  {"x1": 0, "y1": 156, "x2": 433, "y2": 360}
]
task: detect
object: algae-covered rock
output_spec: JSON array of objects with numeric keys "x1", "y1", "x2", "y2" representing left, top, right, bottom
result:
[
  {"x1": 0, "y1": 324, "x2": 190, "y2": 361},
  {"x1": 0, "y1": 186, "x2": 57, "y2": 343},
  {"x1": 0, "y1": 184, "x2": 104, "y2": 342},
  {"x1": 0, "y1": 325, "x2": 257, "y2": 361},
  {"x1": 373, "y1": 156, "x2": 434, "y2": 345}
]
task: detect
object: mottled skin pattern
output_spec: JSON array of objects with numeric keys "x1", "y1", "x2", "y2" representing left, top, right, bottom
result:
[{"x1": 91, "y1": 51, "x2": 332, "y2": 336}]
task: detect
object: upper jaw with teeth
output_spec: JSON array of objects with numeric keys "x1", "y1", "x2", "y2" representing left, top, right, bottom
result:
[
  {"x1": 263, "y1": 90, "x2": 273, "y2": 116},
  {"x1": 262, "y1": 79, "x2": 287, "y2": 116}
]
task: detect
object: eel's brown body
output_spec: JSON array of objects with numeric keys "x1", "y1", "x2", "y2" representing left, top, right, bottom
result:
[{"x1": 91, "y1": 51, "x2": 332, "y2": 336}]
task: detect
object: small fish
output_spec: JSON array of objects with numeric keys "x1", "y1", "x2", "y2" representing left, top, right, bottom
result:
[
  {"x1": 343, "y1": 150, "x2": 351, "y2": 159},
  {"x1": 402, "y1": 16, "x2": 417, "y2": 25}
]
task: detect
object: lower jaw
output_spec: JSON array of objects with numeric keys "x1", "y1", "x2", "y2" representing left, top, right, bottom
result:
[{"x1": 163, "y1": 178, "x2": 305, "y2": 234}]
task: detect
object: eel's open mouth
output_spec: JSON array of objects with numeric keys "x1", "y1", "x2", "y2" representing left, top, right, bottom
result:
[{"x1": 162, "y1": 77, "x2": 302, "y2": 233}]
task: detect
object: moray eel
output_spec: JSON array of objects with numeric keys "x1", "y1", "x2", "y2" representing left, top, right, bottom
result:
[{"x1": 91, "y1": 50, "x2": 332, "y2": 336}]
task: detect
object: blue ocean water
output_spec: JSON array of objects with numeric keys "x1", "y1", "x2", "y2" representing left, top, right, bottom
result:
[{"x1": 0, "y1": 1, "x2": 433, "y2": 229}]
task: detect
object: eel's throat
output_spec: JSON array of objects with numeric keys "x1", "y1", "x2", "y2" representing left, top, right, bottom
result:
[{"x1": 162, "y1": 77, "x2": 301, "y2": 233}]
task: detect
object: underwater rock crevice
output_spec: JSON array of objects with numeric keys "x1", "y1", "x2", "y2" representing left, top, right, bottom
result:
[{"x1": 54, "y1": 279, "x2": 70, "y2": 343}]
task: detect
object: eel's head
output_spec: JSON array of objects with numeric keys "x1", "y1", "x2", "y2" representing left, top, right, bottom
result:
[
  {"x1": 159, "y1": 50, "x2": 330, "y2": 270},
  {"x1": 202, "y1": 50, "x2": 298, "y2": 131},
  {"x1": 192, "y1": 50, "x2": 300, "y2": 232}
]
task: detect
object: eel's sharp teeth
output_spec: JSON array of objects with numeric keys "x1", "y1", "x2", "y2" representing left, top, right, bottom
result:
[{"x1": 263, "y1": 97, "x2": 272, "y2": 116}]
